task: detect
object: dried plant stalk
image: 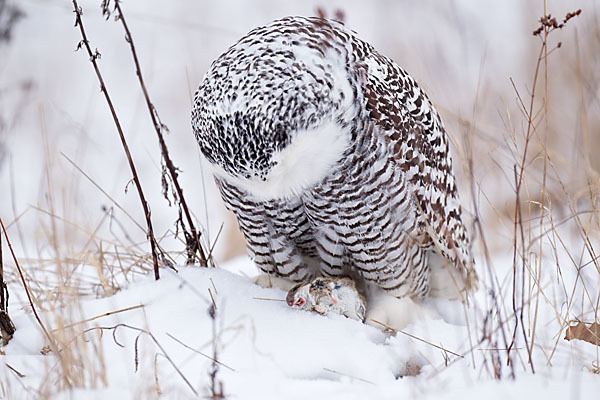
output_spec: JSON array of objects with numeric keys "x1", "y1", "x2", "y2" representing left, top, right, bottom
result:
[
  {"x1": 507, "y1": 7, "x2": 581, "y2": 373},
  {"x1": 0, "y1": 218, "x2": 4, "y2": 309},
  {"x1": 71, "y1": 0, "x2": 161, "y2": 279},
  {"x1": 82, "y1": 323, "x2": 199, "y2": 396},
  {"x1": 0, "y1": 222, "x2": 16, "y2": 345},
  {"x1": 104, "y1": 0, "x2": 207, "y2": 266},
  {"x1": 0, "y1": 217, "x2": 48, "y2": 345}
]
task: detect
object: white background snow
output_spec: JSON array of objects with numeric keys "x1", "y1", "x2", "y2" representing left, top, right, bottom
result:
[{"x1": 0, "y1": 0, "x2": 599, "y2": 398}]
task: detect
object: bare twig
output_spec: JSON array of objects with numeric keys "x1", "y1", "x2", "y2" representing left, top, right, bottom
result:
[
  {"x1": 207, "y1": 305, "x2": 225, "y2": 399},
  {"x1": 52, "y1": 304, "x2": 145, "y2": 332},
  {"x1": 83, "y1": 323, "x2": 199, "y2": 397},
  {"x1": 0, "y1": 217, "x2": 52, "y2": 345},
  {"x1": 61, "y1": 153, "x2": 146, "y2": 233},
  {"x1": 252, "y1": 297, "x2": 286, "y2": 302},
  {"x1": 465, "y1": 137, "x2": 514, "y2": 379},
  {"x1": 0, "y1": 223, "x2": 16, "y2": 345},
  {"x1": 165, "y1": 332, "x2": 236, "y2": 372},
  {"x1": 208, "y1": 288, "x2": 217, "y2": 310},
  {"x1": 71, "y1": 0, "x2": 161, "y2": 280},
  {"x1": 103, "y1": 0, "x2": 208, "y2": 267},
  {"x1": 5, "y1": 363, "x2": 26, "y2": 378},
  {"x1": 210, "y1": 278, "x2": 218, "y2": 295},
  {"x1": 370, "y1": 319, "x2": 464, "y2": 359},
  {"x1": 322, "y1": 368, "x2": 374, "y2": 385},
  {"x1": 506, "y1": 8, "x2": 581, "y2": 373},
  {"x1": 0, "y1": 219, "x2": 4, "y2": 311},
  {"x1": 0, "y1": 220, "x2": 3, "y2": 307}
]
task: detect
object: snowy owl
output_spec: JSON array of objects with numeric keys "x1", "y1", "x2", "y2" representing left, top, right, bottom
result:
[{"x1": 192, "y1": 17, "x2": 476, "y2": 327}]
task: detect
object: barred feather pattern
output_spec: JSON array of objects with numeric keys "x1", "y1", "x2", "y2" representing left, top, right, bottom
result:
[{"x1": 192, "y1": 16, "x2": 474, "y2": 298}]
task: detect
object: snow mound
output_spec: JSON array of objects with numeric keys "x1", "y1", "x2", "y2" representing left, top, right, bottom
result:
[{"x1": 1, "y1": 256, "x2": 598, "y2": 399}]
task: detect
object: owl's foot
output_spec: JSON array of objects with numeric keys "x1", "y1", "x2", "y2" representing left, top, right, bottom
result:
[
  {"x1": 252, "y1": 274, "x2": 297, "y2": 292},
  {"x1": 428, "y1": 252, "x2": 476, "y2": 302},
  {"x1": 365, "y1": 288, "x2": 437, "y2": 331}
]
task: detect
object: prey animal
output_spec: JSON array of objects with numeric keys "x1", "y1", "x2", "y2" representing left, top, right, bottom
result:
[{"x1": 287, "y1": 277, "x2": 367, "y2": 322}]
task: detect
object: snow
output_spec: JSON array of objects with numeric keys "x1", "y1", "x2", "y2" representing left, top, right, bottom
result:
[
  {"x1": 1, "y1": 254, "x2": 598, "y2": 398},
  {"x1": 1, "y1": 0, "x2": 599, "y2": 398}
]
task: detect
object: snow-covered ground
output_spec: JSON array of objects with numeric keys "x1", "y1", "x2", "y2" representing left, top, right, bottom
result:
[
  {"x1": 1, "y1": 254, "x2": 598, "y2": 399},
  {"x1": 1, "y1": 0, "x2": 599, "y2": 398}
]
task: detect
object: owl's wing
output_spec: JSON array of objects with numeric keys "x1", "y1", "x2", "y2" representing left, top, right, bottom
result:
[{"x1": 355, "y1": 50, "x2": 476, "y2": 289}]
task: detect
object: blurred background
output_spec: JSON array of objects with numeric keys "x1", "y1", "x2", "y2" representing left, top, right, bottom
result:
[{"x1": 0, "y1": 0, "x2": 598, "y2": 274}]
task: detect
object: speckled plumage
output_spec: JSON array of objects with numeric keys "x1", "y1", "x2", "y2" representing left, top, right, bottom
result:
[{"x1": 192, "y1": 16, "x2": 475, "y2": 299}]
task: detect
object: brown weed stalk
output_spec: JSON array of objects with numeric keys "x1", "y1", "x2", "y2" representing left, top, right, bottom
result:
[
  {"x1": 0, "y1": 219, "x2": 16, "y2": 345},
  {"x1": 81, "y1": 323, "x2": 199, "y2": 397},
  {"x1": 465, "y1": 131, "x2": 515, "y2": 379},
  {"x1": 71, "y1": 0, "x2": 161, "y2": 280},
  {"x1": 207, "y1": 304, "x2": 226, "y2": 399},
  {"x1": 0, "y1": 217, "x2": 51, "y2": 346},
  {"x1": 507, "y1": 8, "x2": 581, "y2": 372},
  {"x1": 101, "y1": 0, "x2": 208, "y2": 267}
]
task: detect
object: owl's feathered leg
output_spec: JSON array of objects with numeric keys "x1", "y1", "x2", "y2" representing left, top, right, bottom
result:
[
  {"x1": 250, "y1": 238, "x2": 313, "y2": 291},
  {"x1": 314, "y1": 227, "x2": 349, "y2": 278},
  {"x1": 252, "y1": 274, "x2": 298, "y2": 292},
  {"x1": 364, "y1": 285, "x2": 437, "y2": 331},
  {"x1": 218, "y1": 178, "x2": 315, "y2": 285},
  {"x1": 427, "y1": 252, "x2": 471, "y2": 301}
]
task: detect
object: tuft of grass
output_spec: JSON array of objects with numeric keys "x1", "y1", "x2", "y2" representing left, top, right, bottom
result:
[{"x1": 456, "y1": 4, "x2": 598, "y2": 379}]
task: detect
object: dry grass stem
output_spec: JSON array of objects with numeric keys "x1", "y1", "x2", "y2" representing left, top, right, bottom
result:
[
  {"x1": 0, "y1": 217, "x2": 53, "y2": 347},
  {"x1": 165, "y1": 332, "x2": 236, "y2": 372},
  {"x1": 52, "y1": 304, "x2": 145, "y2": 332},
  {"x1": 252, "y1": 297, "x2": 286, "y2": 302},
  {"x1": 322, "y1": 367, "x2": 375, "y2": 385},
  {"x1": 370, "y1": 319, "x2": 463, "y2": 359},
  {"x1": 83, "y1": 323, "x2": 199, "y2": 396},
  {"x1": 208, "y1": 288, "x2": 217, "y2": 310},
  {"x1": 71, "y1": 0, "x2": 161, "y2": 280},
  {"x1": 102, "y1": 0, "x2": 208, "y2": 267},
  {"x1": 0, "y1": 217, "x2": 16, "y2": 345}
]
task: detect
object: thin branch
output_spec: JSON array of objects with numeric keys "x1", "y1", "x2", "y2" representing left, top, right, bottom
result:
[
  {"x1": 5, "y1": 363, "x2": 26, "y2": 378},
  {"x1": 108, "y1": 0, "x2": 207, "y2": 267},
  {"x1": 83, "y1": 323, "x2": 199, "y2": 397},
  {"x1": 0, "y1": 217, "x2": 52, "y2": 345},
  {"x1": 252, "y1": 297, "x2": 286, "y2": 302},
  {"x1": 71, "y1": 0, "x2": 160, "y2": 279},
  {"x1": 52, "y1": 304, "x2": 145, "y2": 331},
  {"x1": 207, "y1": 304, "x2": 225, "y2": 399},
  {"x1": 208, "y1": 288, "x2": 217, "y2": 310},
  {"x1": 61, "y1": 152, "x2": 146, "y2": 233},
  {"x1": 466, "y1": 137, "x2": 514, "y2": 379},
  {"x1": 508, "y1": 23, "x2": 545, "y2": 373},
  {"x1": 165, "y1": 332, "x2": 236, "y2": 372},
  {"x1": 506, "y1": 7, "x2": 582, "y2": 372},
  {"x1": 0, "y1": 222, "x2": 16, "y2": 345},
  {"x1": 322, "y1": 368, "x2": 375, "y2": 385},
  {"x1": 507, "y1": 41, "x2": 545, "y2": 374},
  {"x1": 0, "y1": 219, "x2": 4, "y2": 311},
  {"x1": 370, "y1": 319, "x2": 464, "y2": 359}
]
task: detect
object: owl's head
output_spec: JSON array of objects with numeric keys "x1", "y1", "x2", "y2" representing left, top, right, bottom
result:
[{"x1": 191, "y1": 17, "x2": 357, "y2": 200}]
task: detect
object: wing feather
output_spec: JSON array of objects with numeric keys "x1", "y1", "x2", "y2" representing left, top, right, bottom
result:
[{"x1": 355, "y1": 50, "x2": 475, "y2": 287}]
